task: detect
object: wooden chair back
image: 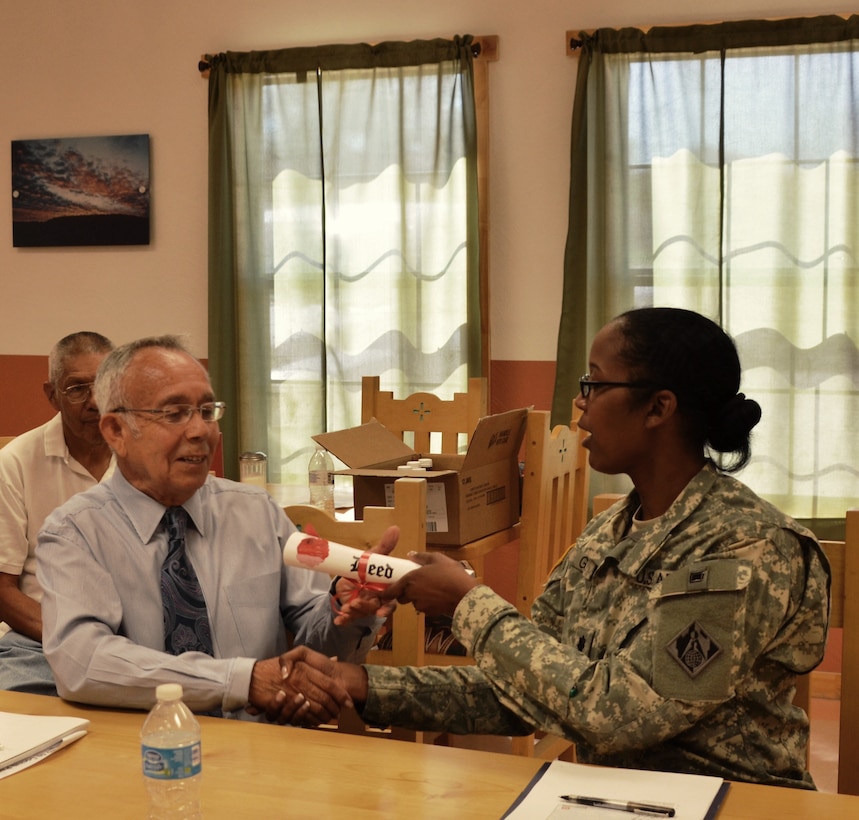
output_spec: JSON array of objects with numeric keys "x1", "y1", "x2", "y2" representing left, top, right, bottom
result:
[
  {"x1": 0, "y1": 436, "x2": 16, "y2": 449},
  {"x1": 592, "y1": 492, "x2": 626, "y2": 517},
  {"x1": 510, "y1": 407, "x2": 589, "y2": 761},
  {"x1": 834, "y1": 509, "x2": 859, "y2": 794},
  {"x1": 286, "y1": 477, "x2": 472, "y2": 742},
  {"x1": 360, "y1": 373, "x2": 514, "y2": 585},
  {"x1": 808, "y1": 509, "x2": 859, "y2": 795},
  {"x1": 795, "y1": 509, "x2": 859, "y2": 794},
  {"x1": 286, "y1": 477, "x2": 429, "y2": 667},
  {"x1": 361, "y1": 375, "x2": 487, "y2": 454},
  {"x1": 515, "y1": 406, "x2": 590, "y2": 617}
]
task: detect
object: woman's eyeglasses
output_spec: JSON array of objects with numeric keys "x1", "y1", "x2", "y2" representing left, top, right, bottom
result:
[{"x1": 579, "y1": 374, "x2": 655, "y2": 399}]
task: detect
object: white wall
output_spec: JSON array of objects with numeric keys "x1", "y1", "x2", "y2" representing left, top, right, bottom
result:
[{"x1": 0, "y1": 0, "x2": 842, "y2": 361}]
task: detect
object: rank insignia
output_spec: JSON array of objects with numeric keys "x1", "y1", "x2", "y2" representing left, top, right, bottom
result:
[{"x1": 666, "y1": 620, "x2": 721, "y2": 677}]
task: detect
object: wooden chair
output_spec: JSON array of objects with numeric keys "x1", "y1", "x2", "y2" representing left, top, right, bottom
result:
[
  {"x1": 361, "y1": 375, "x2": 487, "y2": 454},
  {"x1": 592, "y1": 492, "x2": 626, "y2": 517},
  {"x1": 794, "y1": 509, "x2": 859, "y2": 794},
  {"x1": 510, "y1": 406, "x2": 591, "y2": 760},
  {"x1": 286, "y1": 476, "x2": 471, "y2": 743},
  {"x1": 514, "y1": 407, "x2": 589, "y2": 618},
  {"x1": 360, "y1": 374, "x2": 516, "y2": 585},
  {"x1": 0, "y1": 436, "x2": 16, "y2": 449}
]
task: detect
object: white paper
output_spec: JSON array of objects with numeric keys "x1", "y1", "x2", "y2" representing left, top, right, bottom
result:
[
  {"x1": 283, "y1": 532, "x2": 420, "y2": 584},
  {"x1": 0, "y1": 712, "x2": 89, "y2": 778},
  {"x1": 503, "y1": 760, "x2": 725, "y2": 820}
]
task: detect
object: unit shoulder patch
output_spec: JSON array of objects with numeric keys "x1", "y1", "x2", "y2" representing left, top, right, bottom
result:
[{"x1": 666, "y1": 620, "x2": 721, "y2": 678}]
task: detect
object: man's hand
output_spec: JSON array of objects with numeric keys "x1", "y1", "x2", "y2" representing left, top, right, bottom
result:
[
  {"x1": 332, "y1": 525, "x2": 400, "y2": 625},
  {"x1": 280, "y1": 646, "x2": 370, "y2": 705},
  {"x1": 246, "y1": 653, "x2": 352, "y2": 726},
  {"x1": 381, "y1": 552, "x2": 479, "y2": 617}
]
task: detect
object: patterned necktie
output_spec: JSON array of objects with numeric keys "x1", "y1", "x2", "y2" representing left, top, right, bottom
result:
[{"x1": 161, "y1": 506, "x2": 214, "y2": 656}]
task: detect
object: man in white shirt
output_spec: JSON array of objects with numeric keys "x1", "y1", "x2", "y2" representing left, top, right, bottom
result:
[{"x1": 0, "y1": 331, "x2": 114, "y2": 694}]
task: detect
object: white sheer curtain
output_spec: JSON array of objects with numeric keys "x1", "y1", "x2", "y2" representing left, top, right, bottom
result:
[
  {"x1": 555, "y1": 20, "x2": 859, "y2": 527},
  {"x1": 207, "y1": 39, "x2": 479, "y2": 482}
]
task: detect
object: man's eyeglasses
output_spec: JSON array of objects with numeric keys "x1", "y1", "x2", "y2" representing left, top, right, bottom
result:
[
  {"x1": 58, "y1": 382, "x2": 95, "y2": 404},
  {"x1": 579, "y1": 374, "x2": 655, "y2": 399},
  {"x1": 110, "y1": 402, "x2": 227, "y2": 425}
]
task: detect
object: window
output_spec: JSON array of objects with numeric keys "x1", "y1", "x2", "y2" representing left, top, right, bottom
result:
[
  {"x1": 206, "y1": 37, "x2": 488, "y2": 482},
  {"x1": 556, "y1": 19, "x2": 859, "y2": 524}
]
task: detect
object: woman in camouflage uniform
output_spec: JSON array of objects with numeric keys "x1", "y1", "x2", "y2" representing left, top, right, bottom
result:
[{"x1": 293, "y1": 307, "x2": 831, "y2": 789}]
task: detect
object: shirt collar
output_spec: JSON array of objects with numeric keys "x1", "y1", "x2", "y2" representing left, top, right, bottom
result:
[
  {"x1": 581, "y1": 462, "x2": 720, "y2": 577},
  {"x1": 43, "y1": 412, "x2": 117, "y2": 482},
  {"x1": 108, "y1": 468, "x2": 208, "y2": 544},
  {"x1": 43, "y1": 413, "x2": 69, "y2": 460}
]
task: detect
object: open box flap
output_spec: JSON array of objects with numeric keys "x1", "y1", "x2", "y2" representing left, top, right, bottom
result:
[
  {"x1": 461, "y1": 407, "x2": 528, "y2": 471},
  {"x1": 312, "y1": 419, "x2": 415, "y2": 469}
]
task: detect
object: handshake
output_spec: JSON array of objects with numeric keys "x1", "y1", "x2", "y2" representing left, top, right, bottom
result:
[
  {"x1": 246, "y1": 525, "x2": 481, "y2": 726},
  {"x1": 247, "y1": 645, "x2": 369, "y2": 726}
]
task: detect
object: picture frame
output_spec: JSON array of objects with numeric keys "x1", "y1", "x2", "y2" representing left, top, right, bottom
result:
[{"x1": 11, "y1": 134, "x2": 150, "y2": 247}]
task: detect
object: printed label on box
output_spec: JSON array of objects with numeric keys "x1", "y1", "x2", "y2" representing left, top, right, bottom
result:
[{"x1": 384, "y1": 482, "x2": 449, "y2": 533}]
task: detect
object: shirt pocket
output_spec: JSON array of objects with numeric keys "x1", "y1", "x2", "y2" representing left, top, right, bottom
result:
[
  {"x1": 653, "y1": 559, "x2": 751, "y2": 702},
  {"x1": 224, "y1": 571, "x2": 283, "y2": 652}
]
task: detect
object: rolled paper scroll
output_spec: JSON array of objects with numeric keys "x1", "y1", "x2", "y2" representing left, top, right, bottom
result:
[{"x1": 283, "y1": 530, "x2": 420, "y2": 585}]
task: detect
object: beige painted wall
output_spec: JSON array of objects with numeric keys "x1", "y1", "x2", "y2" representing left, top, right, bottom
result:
[{"x1": 0, "y1": 0, "x2": 841, "y2": 362}]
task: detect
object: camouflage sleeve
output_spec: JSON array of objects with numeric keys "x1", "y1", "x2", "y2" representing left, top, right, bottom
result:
[
  {"x1": 450, "y1": 527, "x2": 829, "y2": 756},
  {"x1": 360, "y1": 662, "x2": 531, "y2": 735}
]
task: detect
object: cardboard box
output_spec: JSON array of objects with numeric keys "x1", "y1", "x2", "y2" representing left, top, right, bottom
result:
[{"x1": 313, "y1": 407, "x2": 528, "y2": 547}]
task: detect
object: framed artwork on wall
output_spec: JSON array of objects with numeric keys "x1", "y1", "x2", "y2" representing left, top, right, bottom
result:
[{"x1": 11, "y1": 133, "x2": 150, "y2": 247}]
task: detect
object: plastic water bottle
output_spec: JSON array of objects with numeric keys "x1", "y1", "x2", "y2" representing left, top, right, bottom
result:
[
  {"x1": 308, "y1": 446, "x2": 336, "y2": 515},
  {"x1": 141, "y1": 683, "x2": 202, "y2": 819}
]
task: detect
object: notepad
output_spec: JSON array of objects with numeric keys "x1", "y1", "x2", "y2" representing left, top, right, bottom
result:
[
  {"x1": 0, "y1": 711, "x2": 90, "y2": 776},
  {"x1": 503, "y1": 759, "x2": 729, "y2": 820}
]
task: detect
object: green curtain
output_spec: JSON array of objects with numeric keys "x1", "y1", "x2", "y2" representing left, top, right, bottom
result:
[
  {"x1": 554, "y1": 16, "x2": 859, "y2": 529},
  {"x1": 207, "y1": 37, "x2": 479, "y2": 481}
]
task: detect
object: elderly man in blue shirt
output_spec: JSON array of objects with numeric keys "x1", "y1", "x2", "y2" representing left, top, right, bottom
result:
[{"x1": 37, "y1": 335, "x2": 390, "y2": 723}]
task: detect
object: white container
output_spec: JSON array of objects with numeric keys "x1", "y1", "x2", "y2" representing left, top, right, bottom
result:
[
  {"x1": 308, "y1": 446, "x2": 335, "y2": 515},
  {"x1": 141, "y1": 683, "x2": 202, "y2": 820}
]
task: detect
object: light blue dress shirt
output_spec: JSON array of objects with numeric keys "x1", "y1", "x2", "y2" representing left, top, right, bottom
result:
[{"x1": 37, "y1": 469, "x2": 379, "y2": 716}]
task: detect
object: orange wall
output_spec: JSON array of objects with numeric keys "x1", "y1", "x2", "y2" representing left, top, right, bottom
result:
[
  {"x1": 0, "y1": 354, "x2": 210, "y2": 435},
  {"x1": 1, "y1": 355, "x2": 558, "y2": 436},
  {"x1": 0, "y1": 355, "x2": 54, "y2": 435},
  {"x1": 489, "y1": 359, "x2": 557, "y2": 415}
]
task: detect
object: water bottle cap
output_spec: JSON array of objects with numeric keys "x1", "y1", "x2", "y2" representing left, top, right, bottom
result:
[
  {"x1": 156, "y1": 683, "x2": 183, "y2": 701},
  {"x1": 239, "y1": 451, "x2": 267, "y2": 461}
]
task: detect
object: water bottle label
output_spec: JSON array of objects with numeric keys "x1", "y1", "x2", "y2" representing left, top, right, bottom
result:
[
  {"x1": 142, "y1": 742, "x2": 202, "y2": 780},
  {"x1": 308, "y1": 469, "x2": 333, "y2": 486}
]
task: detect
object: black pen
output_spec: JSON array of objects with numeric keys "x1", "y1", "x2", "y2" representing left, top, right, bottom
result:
[{"x1": 560, "y1": 794, "x2": 676, "y2": 817}]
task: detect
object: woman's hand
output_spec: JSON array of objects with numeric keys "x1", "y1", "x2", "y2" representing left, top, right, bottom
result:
[
  {"x1": 381, "y1": 552, "x2": 479, "y2": 617},
  {"x1": 332, "y1": 525, "x2": 399, "y2": 625}
]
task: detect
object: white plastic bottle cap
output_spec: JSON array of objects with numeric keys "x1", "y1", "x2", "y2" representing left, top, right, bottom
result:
[
  {"x1": 156, "y1": 683, "x2": 183, "y2": 700},
  {"x1": 417, "y1": 458, "x2": 433, "y2": 469}
]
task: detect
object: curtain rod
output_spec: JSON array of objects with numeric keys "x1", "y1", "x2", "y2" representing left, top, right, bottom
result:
[
  {"x1": 566, "y1": 13, "x2": 855, "y2": 54},
  {"x1": 198, "y1": 34, "x2": 498, "y2": 76}
]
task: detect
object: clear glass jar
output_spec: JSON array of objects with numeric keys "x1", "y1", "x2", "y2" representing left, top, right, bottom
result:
[{"x1": 239, "y1": 451, "x2": 267, "y2": 488}]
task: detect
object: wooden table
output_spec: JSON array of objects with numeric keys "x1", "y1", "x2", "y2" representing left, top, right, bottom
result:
[{"x1": 2, "y1": 692, "x2": 857, "y2": 819}]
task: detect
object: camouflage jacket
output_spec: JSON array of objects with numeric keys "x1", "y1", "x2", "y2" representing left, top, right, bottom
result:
[{"x1": 362, "y1": 463, "x2": 831, "y2": 789}]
